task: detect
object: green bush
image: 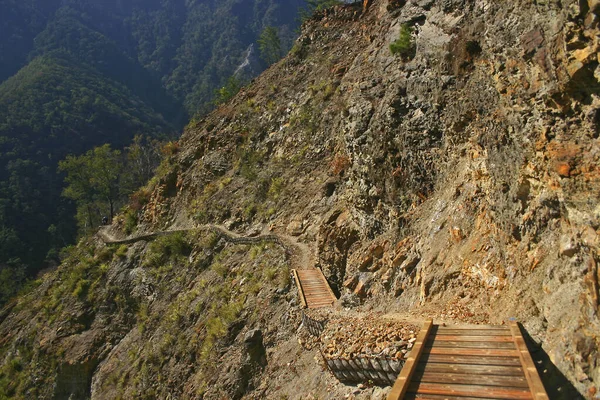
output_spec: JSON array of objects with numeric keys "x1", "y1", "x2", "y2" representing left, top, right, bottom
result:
[
  {"x1": 390, "y1": 24, "x2": 415, "y2": 58},
  {"x1": 213, "y1": 76, "x2": 241, "y2": 105},
  {"x1": 124, "y1": 209, "x2": 138, "y2": 235},
  {"x1": 115, "y1": 245, "x2": 128, "y2": 258},
  {"x1": 143, "y1": 232, "x2": 192, "y2": 268},
  {"x1": 236, "y1": 147, "x2": 263, "y2": 181},
  {"x1": 267, "y1": 177, "x2": 285, "y2": 201},
  {"x1": 72, "y1": 279, "x2": 90, "y2": 299}
]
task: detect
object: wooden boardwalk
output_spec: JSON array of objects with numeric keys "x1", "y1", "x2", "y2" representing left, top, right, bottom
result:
[
  {"x1": 292, "y1": 268, "x2": 337, "y2": 309},
  {"x1": 388, "y1": 320, "x2": 549, "y2": 400}
]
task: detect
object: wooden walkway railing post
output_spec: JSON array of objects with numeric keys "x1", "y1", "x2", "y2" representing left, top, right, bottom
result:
[
  {"x1": 387, "y1": 319, "x2": 433, "y2": 400},
  {"x1": 291, "y1": 269, "x2": 307, "y2": 308}
]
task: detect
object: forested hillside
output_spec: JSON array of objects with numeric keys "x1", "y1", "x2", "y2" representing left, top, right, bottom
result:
[{"x1": 0, "y1": 0, "x2": 307, "y2": 303}]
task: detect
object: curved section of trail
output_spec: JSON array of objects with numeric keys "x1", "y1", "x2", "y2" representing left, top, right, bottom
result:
[
  {"x1": 98, "y1": 224, "x2": 332, "y2": 306},
  {"x1": 98, "y1": 224, "x2": 314, "y2": 271}
]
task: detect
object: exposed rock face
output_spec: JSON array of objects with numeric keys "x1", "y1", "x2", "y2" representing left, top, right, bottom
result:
[
  {"x1": 234, "y1": 44, "x2": 263, "y2": 82},
  {"x1": 0, "y1": 0, "x2": 599, "y2": 398}
]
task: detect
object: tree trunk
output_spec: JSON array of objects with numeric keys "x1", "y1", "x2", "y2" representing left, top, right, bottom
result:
[{"x1": 86, "y1": 204, "x2": 93, "y2": 230}]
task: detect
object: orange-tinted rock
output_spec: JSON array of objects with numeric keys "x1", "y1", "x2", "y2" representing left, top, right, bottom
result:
[
  {"x1": 392, "y1": 252, "x2": 407, "y2": 267},
  {"x1": 556, "y1": 162, "x2": 571, "y2": 177},
  {"x1": 450, "y1": 226, "x2": 464, "y2": 242},
  {"x1": 359, "y1": 254, "x2": 373, "y2": 271},
  {"x1": 368, "y1": 260, "x2": 382, "y2": 272},
  {"x1": 343, "y1": 275, "x2": 358, "y2": 290},
  {"x1": 353, "y1": 281, "x2": 367, "y2": 297},
  {"x1": 369, "y1": 243, "x2": 384, "y2": 258}
]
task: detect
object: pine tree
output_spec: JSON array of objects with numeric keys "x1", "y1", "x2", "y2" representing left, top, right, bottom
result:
[{"x1": 258, "y1": 26, "x2": 282, "y2": 65}]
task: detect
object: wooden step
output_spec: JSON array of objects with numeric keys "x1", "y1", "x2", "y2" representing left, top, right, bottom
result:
[{"x1": 407, "y1": 382, "x2": 533, "y2": 399}]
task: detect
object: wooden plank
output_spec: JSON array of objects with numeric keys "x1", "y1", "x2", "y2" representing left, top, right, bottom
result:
[
  {"x1": 305, "y1": 294, "x2": 334, "y2": 299},
  {"x1": 416, "y1": 362, "x2": 524, "y2": 376},
  {"x1": 435, "y1": 324, "x2": 509, "y2": 330},
  {"x1": 408, "y1": 382, "x2": 533, "y2": 399},
  {"x1": 291, "y1": 269, "x2": 307, "y2": 308},
  {"x1": 306, "y1": 295, "x2": 334, "y2": 300},
  {"x1": 432, "y1": 335, "x2": 514, "y2": 342},
  {"x1": 509, "y1": 322, "x2": 549, "y2": 400},
  {"x1": 414, "y1": 370, "x2": 529, "y2": 388},
  {"x1": 425, "y1": 340, "x2": 516, "y2": 349},
  {"x1": 423, "y1": 347, "x2": 520, "y2": 357},
  {"x1": 405, "y1": 394, "x2": 505, "y2": 400},
  {"x1": 301, "y1": 278, "x2": 324, "y2": 281},
  {"x1": 420, "y1": 354, "x2": 522, "y2": 366},
  {"x1": 306, "y1": 299, "x2": 334, "y2": 303},
  {"x1": 317, "y1": 267, "x2": 338, "y2": 300},
  {"x1": 387, "y1": 319, "x2": 433, "y2": 400},
  {"x1": 434, "y1": 328, "x2": 511, "y2": 336}
]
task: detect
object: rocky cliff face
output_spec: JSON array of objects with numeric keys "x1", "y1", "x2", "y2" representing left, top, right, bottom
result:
[{"x1": 1, "y1": 0, "x2": 599, "y2": 398}]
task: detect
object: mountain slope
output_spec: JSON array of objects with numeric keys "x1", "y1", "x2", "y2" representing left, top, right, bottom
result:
[
  {"x1": 0, "y1": 0, "x2": 307, "y2": 293},
  {"x1": 0, "y1": 0, "x2": 598, "y2": 399}
]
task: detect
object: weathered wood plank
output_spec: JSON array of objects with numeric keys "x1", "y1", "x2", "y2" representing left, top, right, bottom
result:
[
  {"x1": 414, "y1": 370, "x2": 529, "y2": 388},
  {"x1": 423, "y1": 347, "x2": 520, "y2": 357},
  {"x1": 416, "y1": 362, "x2": 524, "y2": 376},
  {"x1": 420, "y1": 353, "x2": 522, "y2": 366},
  {"x1": 425, "y1": 339, "x2": 516, "y2": 349},
  {"x1": 291, "y1": 269, "x2": 306, "y2": 308},
  {"x1": 432, "y1": 334, "x2": 514, "y2": 342},
  {"x1": 387, "y1": 319, "x2": 433, "y2": 400},
  {"x1": 434, "y1": 324, "x2": 509, "y2": 330},
  {"x1": 394, "y1": 323, "x2": 546, "y2": 400},
  {"x1": 509, "y1": 322, "x2": 549, "y2": 400},
  {"x1": 408, "y1": 382, "x2": 533, "y2": 399},
  {"x1": 317, "y1": 268, "x2": 338, "y2": 300},
  {"x1": 295, "y1": 267, "x2": 336, "y2": 309},
  {"x1": 404, "y1": 394, "x2": 505, "y2": 400},
  {"x1": 434, "y1": 328, "x2": 512, "y2": 336}
]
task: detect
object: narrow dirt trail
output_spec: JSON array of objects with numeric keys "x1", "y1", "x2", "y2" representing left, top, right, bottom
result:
[
  {"x1": 98, "y1": 223, "x2": 334, "y2": 307},
  {"x1": 273, "y1": 233, "x2": 315, "y2": 271},
  {"x1": 97, "y1": 224, "x2": 316, "y2": 270}
]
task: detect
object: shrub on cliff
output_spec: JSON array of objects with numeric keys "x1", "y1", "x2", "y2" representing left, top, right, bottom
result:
[{"x1": 390, "y1": 24, "x2": 415, "y2": 59}]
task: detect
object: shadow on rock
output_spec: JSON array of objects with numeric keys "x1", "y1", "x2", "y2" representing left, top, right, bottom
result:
[{"x1": 520, "y1": 325, "x2": 584, "y2": 400}]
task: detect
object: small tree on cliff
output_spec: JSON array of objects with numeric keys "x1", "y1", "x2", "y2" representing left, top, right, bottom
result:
[
  {"x1": 59, "y1": 144, "x2": 124, "y2": 231},
  {"x1": 258, "y1": 26, "x2": 282, "y2": 65},
  {"x1": 390, "y1": 23, "x2": 415, "y2": 59}
]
